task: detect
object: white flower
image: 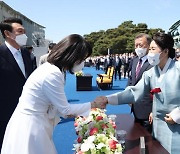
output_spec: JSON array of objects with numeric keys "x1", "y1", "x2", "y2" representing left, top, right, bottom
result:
[
  {"x1": 74, "y1": 108, "x2": 122, "y2": 153},
  {"x1": 81, "y1": 143, "x2": 90, "y2": 152},
  {"x1": 97, "y1": 143, "x2": 106, "y2": 149},
  {"x1": 81, "y1": 141, "x2": 95, "y2": 152},
  {"x1": 114, "y1": 152, "x2": 122, "y2": 154},
  {"x1": 87, "y1": 135, "x2": 95, "y2": 143}
]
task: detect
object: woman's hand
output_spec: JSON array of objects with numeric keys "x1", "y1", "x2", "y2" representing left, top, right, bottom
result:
[
  {"x1": 149, "y1": 112, "x2": 153, "y2": 124},
  {"x1": 91, "y1": 96, "x2": 108, "y2": 109},
  {"x1": 164, "y1": 114, "x2": 176, "y2": 124}
]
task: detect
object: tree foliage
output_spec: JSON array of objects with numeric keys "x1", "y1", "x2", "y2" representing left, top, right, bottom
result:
[{"x1": 84, "y1": 20, "x2": 164, "y2": 56}]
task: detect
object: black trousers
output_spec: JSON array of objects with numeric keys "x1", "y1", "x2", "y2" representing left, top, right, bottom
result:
[
  {"x1": 0, "y1": 121, "x2": 8, "y2": 150},
  {"x1": 114, "y1": 67, "x2": 121, "y2": 80}
]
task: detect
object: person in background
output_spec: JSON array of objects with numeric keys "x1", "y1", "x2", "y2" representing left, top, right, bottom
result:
[
  {"x1": 122, "y1": 53, "x2": 130, "y2": 79},
  {"x1": 98, "y1": 32, "x2": 180, "y2": 154},
  {"x1": 39, "y1": 42, "x2": 56, "y2": 65},
  {"x1": 175, "y1": 46, "x2": 180, "y2": 61},
  {"x1": 114, "y1": 54, "x2": 122, "y2": 80},
  {"x1": 0, "y1": 17, "x2": 33, "y2": 149},
  {"x1": 127, "y1": 33, "x2": 153, "y2": 132},
  {"x1": 25, "y1": 46, "x2": 37, "y2": 71},
  {"x1": 127, "y1": 51, "x2": 137, "y2": 77},
  {"x1": 1, "y1": 34, "x2": 107, "y2": 154}
]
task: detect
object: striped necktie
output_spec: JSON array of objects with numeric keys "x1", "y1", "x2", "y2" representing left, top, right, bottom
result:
[{"x1": 136, "y1": 58, "x2": 142, "y2": 78}]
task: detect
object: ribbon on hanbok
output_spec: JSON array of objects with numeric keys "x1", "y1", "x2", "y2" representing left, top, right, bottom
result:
[{"x1": 150, "y1": 88, "x2": 161, "y2": 100}]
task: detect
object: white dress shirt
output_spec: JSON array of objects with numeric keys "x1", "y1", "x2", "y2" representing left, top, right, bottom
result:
[
  {"x1": 5, "y1": 41, "x2": 26, "y2": 77},
  {"x1": 136, "y1": 55, "x2": 147, "y2": 71}
]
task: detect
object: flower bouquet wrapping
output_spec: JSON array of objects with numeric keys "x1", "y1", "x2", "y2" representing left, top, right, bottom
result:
[{"x1": 73, "y1": 108, "x2": 122, "y2": 154}]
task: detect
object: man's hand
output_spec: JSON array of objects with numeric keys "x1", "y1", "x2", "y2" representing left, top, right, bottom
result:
[
  {"x1": 91, "y1": 96, "x2": 108, "y2": 109},
  {"x1": 164, "y1": 114, "x2": 176, "y2": 124}
]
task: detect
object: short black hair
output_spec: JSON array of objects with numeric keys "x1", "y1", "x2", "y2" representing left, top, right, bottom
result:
[
  {"x1": 153, "y1": 32, "x2": 175, "y2": 58},
  {"x1": 0, "y1": 17, "x2": 23, "y2": 38},
  {"x1": 3, "y1": 17, "x2": 23, "y2": 25},
  {"x1": 47, "y1": 34, "x2": 92, "y2": 74}
]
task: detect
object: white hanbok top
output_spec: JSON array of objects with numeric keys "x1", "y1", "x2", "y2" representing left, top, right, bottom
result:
[{"x1": 1, "y1": 62, "x2": 91, "y2": 154}]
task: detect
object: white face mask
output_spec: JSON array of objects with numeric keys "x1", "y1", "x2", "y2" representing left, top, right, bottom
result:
[
  {"x1": 135, "y1": 48, "x2": 147, "y2": 58},
  {"x1": 147, "y1": 52, "x2": 161, "y2": 66},
  {"x1": 72, "y1": 61, "x2": 84, "y2": 73},
  {"x1": 15, "y1": 34, "x2": 28, "y2": 46}
]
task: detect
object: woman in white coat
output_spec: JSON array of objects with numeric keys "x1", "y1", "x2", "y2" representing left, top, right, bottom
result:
[
  {"x1": 100, "y1": 32, "x2": 180, "y2": 154},
  {"x1": 1, "y1": 34, "x2": 106, "y2": 154}
]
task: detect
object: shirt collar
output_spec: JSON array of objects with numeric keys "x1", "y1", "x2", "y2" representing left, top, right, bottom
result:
[
  {"x1": 5, "y1": 41, "x2": 20, "y2": 56},
  {"x1": 140, "y1": 55, "x2": 147, "y2": 62},
  {"x1": 158, "y1": 58, "x2": 172, "y2": 75}
]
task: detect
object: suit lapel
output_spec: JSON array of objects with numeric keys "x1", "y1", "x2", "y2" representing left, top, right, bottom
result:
[
  {"x1": 21, "y1": 48, "x2": 29, "y2": 78},
  {"x1": 132, "y1": 57, "x2": 139, "y2": 79},
  {"x1": 21, "y1": 48, "x2": 33, "y2": 78},
  {"x1": 1, "y1": 44, "x2": 26, "y2": 79}
]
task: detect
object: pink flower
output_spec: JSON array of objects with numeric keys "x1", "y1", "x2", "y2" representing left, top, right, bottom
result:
[
  {"x1": 112, "y1": 123, "x2": 117, "y2": 129},
  {"x1": 101, "y1": 124, "x2": 108, "y2": 129},
  {"x1": 74, "y1": 122, "x2": 78, "y2": 127},
  {"x1": 77, "y1": 151, "x2": 84, "y2": 154},
  {"x1": 77, "y1": 137, "x2": 83, "y2": 143},
  {"x1": 109, "y1": 121, "x2": 116, "y2": 129},
  {"x1": 109, "y1": 139, "x2": 118, "y2": 149},
  {"x1": 96, "y1": 116, "x2": 103, "y2": 121},
  {"x1": 89, "y1": 127, "x2": 98, "y2": 136}
]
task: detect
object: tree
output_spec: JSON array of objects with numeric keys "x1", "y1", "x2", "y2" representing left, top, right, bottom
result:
[{"x1": 84, "y1": 21, "x2": 164, "y2": 56}]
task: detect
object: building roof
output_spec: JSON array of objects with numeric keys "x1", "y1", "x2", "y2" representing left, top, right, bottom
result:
[{"x1": 0, "y1": 1, "x2": 45, "y2": 28}]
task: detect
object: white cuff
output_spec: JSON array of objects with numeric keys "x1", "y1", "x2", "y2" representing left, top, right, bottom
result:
[
  {"x1": 107, "y1": 93, "x2": 119, "y2": 105},
  {"x1": 170, "y1": 107, "x2": 180, "y2": 124}
]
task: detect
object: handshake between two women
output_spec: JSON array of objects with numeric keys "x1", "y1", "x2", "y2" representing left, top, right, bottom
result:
[{"x1": 91, "y1": 96, "x2": 108, "y2": 109}]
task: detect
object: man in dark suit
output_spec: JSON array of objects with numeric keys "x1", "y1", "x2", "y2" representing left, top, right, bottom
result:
[
  {"x1": 0, "y1": 18, "x2": 33, "y2": 148},
  {"x1": 127, "y1": 33, "x2": 152, "y2": 132},
  {"x1": 114, "y1": 54, "x2": 122, "y2": 80},
  {"x1": 25, "y1": 46, "x2": 37, "y2": 70}
]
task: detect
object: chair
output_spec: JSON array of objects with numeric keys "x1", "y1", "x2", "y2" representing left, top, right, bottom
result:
[
  {"x1": 97, "y1": 67, "x2": 111, "y2": 77},
  {"x1": 96, "y1": 67, "x2": 114, "y2": 89}
]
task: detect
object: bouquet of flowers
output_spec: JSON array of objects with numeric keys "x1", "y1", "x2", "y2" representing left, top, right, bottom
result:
[
  {"x1": 73, "y1": 108, "x2": 122, "y2": 154},
  {"x1": 75, "y1": 71, "x2": 84, "y2": 76}
]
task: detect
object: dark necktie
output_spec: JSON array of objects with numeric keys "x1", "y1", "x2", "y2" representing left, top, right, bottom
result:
[{"x1": 136, "y1": 58, "x2": 142, "y2": 78}]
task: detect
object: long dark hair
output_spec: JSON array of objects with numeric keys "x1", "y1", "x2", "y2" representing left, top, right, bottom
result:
[
  {"x1": 47, "y1": 34, "x2": 92, "y2": 73},
  {"x1": 153, "y1": 32, "x2": 175, "y2": 58}
]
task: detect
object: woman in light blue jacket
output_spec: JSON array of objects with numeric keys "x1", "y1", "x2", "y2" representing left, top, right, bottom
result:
[{"x1": 105, "y1": 32, "x2": 180, "y2": 154}]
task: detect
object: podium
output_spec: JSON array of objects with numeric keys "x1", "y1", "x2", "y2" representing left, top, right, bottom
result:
[
  {"x1": 115, "y1": 114, "x2": 169, "y2": 154},
  {"x1": 76, "y1": 74, "x2": 93, "y2": 91}
]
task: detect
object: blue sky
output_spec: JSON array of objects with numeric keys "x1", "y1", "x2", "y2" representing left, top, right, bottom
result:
[{"x1": 3, "y1": 0, "x2": 180, "y2": 43}]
